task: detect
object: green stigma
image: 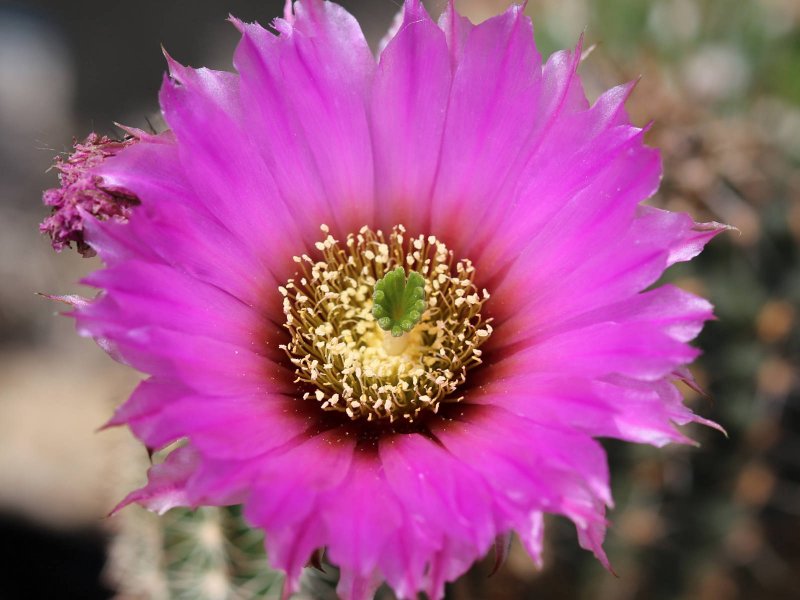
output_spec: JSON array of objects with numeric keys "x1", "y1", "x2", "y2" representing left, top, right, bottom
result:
[{"x1": 372, "y1": 267, "x2": 426, "y2": 337}]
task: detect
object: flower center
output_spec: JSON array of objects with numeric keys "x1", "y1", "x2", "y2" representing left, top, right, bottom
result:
[{"x1": 280, "y1": 225, "x2": 492, "y2": 422}]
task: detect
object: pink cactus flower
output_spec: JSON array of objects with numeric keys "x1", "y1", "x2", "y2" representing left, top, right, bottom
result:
[{"x1": 50, "y1": 1, "x2": 729, "y2": 598}]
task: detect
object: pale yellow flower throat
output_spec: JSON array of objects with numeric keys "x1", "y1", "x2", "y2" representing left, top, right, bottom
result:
[{"x1": 280, "y1": 225, "x2": 492, "y2": 423}]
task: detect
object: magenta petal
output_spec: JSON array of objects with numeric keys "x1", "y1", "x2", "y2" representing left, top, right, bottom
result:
[
  {"x1": 41, "y1": 293, "x2": 122, "y2": 361},
  {"x1": 380, "y1": 434, "x2": 495, "y2": 550},
  {"x1": 157, "y1": 65, "x2": 306, "y2": 285},
  {"x1": 336, "y1": 570, "x2": 383, "y2": 600},
  {"x1": 244, "y1": 431, "x2": 356, "y2": 587},
  {"x1": 379, "y1": 433, "x2": 495, "y2": 597},
  {"x1": 457, "y1": 39, "x2": 592, "y2": 260},
  {"x1": 558, "y1": 284, "x2": 714, "y2": 343},
  {"x1": 104, "y1": 378, "x2": 183, "y2": 433},
  {"x1": 576, "y1": 499, "x2": 613, "y2": 571},
  {"x1": 437, "y1": 0, "x2": 474, "y2": 67},
  {"x1": 81, "y1": 260, "x2": 279, "y2": 354},
  {"x1": 324, "y1": 453, "x2": 403, "y2": 580},
  {"x1": 520, "y1": 512, "x2": 545, "y2": 568},
  {"x1": 106, "y1": 380, "x2": 312, "y2": 460},
  {"x1": 472, "y1": 375, "x2": 705, "y2": 447},
  {"x1": 658, "y1": 209, "x2": 734, "y2": 265},
  {"x1": 486, "y1": 134, "x2": 661, "y2": 324},
  {"x1": 430, "y1": 4, "x2": 543, "y2": 248},
  {"x1": 75, "y1": 313, "x2": 293, "y2": 396},
  {"x1": 496, "y1": 281, "x2": 714, "y2": 355},
  {"x1": 91, "y1": 139, "x2": 286, "y2": 316},
  {"x1": 426, "y1": 540, "x2": 487, "y2": 600},
  {"x1": 371, "y1": 0, "x2": 451, "y2": 233},
  {"x1": 111, "y1": 444, "x2": 199, "y2": 516},
  {"x1": 489, "y1": 319, "x2": 698, "y2": 383},
  {"x1": 137, "y1": 395, "x2": 311, "y2": 459},
  {"x1": 431, "y1": 406, "x2": 611, "y2": 554},
  {"x1": 232, "y1": 0, "x2": 375, "y2": 237}
]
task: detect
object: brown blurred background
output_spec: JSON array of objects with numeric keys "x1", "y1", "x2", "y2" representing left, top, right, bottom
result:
[{"x1": 0, "y1": 0, "x2": 798, "y2": 598}]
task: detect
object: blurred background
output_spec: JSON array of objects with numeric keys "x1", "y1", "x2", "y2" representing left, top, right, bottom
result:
[{"x1": 0, "y1": 0, "x2": 797, "y2": 598}]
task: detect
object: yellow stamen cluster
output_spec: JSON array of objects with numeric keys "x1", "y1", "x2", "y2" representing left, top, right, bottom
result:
[{"x1": 280, "y1": 225, "x2": 492, "y2": 422}]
